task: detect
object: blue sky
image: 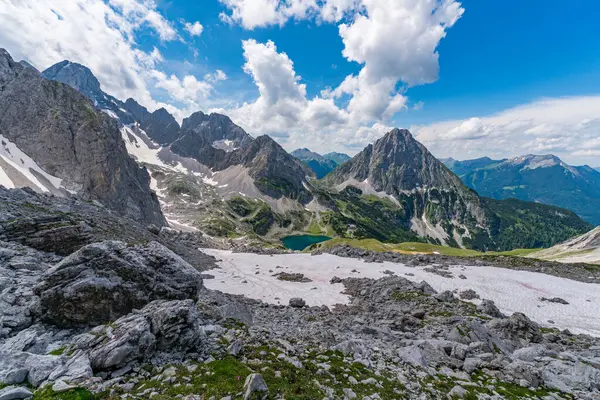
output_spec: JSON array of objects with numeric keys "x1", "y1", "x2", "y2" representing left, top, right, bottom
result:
[
  {"x1": 1, "y1": 0, "x2": 600, "y2": 164},
  {"x1": 140, "y1": 0, "x2": 600, "y2": 125}
]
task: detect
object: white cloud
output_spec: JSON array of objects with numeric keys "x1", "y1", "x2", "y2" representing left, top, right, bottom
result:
[
  {"x1": 219, "y1": 0, "x2": 318, "y2": 29},
  {"x1": 108, "y1": 0, "x2": 178, "y2": 41},
  {"x1": 205, "y1": 70, "x2": 228, "y2": 82},
  {"x1": 152, "y1": 71, "x2": 212, "y2": 105},
  {"x1": 184, "y1": 21, "x2": 204, "y2": 36},
  {"x1": 219, "y1": 0, "x2": 463, "y2": 148},
  {"x1": 0, "y1": 0, "x2": 184, "y2": 110},
  {"x1": 332, "y1": 0, "x2": 463, "y2": 121},
  {"x1": 214, "y1": 40, "x2": 349, "y2": 145},
  {"x1": 414, "y1": 96, "x2": 600, "y2": 166},
  {"x1": 216, "y1": 39, "x2": 403, "y2": 154}
]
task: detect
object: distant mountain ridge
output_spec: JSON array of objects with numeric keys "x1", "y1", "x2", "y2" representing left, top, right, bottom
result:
[
  {"x1": 323, "y1": 152, "x2": 351, "y2": 165},
  {"x1": 291, "y1": 148, "x2": 340, "y2": 178},
  {"x1": 443, "y1": 154, "x2": 600, "y2": 224}
]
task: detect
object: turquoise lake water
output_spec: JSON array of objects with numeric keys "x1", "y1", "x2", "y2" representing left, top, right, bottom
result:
[{"x1": 280, "y1": 235, "x2": 332, "y2": 251}]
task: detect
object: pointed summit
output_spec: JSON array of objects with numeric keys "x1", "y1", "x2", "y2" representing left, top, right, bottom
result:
[
  {"x1": 42, "y1": 59, "x2": 136, "y2": 123},
  {"x1": 330, "y1": 128, "x2": 467, "y2": 194},
  {"x1": 42, "y1": 60, "x2": 102, "y2": 100}
]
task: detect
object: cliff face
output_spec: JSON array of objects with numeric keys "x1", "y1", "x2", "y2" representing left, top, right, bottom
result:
[{"x1": 0, "y1": 49, "x2": 165, "y2": 226}]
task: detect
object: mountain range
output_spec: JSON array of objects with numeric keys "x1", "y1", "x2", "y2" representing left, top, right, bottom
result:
[
  {"x1": 442, "y1": 155, "x2": 600, "y2": 225},
  {"x1": 0, "y1": 48, "x2": 593, "y2": 252}
]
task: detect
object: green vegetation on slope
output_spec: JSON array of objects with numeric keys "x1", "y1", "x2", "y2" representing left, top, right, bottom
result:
[
  {"x1": 314, "y1": 186, "x2": 423, "y2": 244},
  {"x1": 312, "y1": 237, "x2": 539, "y2": 258},
  {"x1": 480, "y1": 198, "x2": 593, "y2": 251}
]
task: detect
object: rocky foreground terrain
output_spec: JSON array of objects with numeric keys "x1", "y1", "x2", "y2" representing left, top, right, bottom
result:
[{"x1": 1, "y1": 187, "x2": 600, "y2": 400}]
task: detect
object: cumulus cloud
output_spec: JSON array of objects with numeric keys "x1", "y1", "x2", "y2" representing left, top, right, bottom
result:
[
  {"x1": 205, "y1": 70, "x2": 228, "y2": 82},
  {"x1": 218, "y1": 0, "x2": 464, "y2": 151},
  {"x1": 0, "y1": 0, "x2": 180, "y2": 109},
  {"x1": 152, "y1": 71, "x2": 212, "y2": 104},
  {"x1": 184, "y1": 21, "x2": 204, "y2": 36},
  {"x1": 0, "y1": 0, "x2": 230, "y2": 120},
  {"x1": 414, "y1": 96, "x2": 600, "y2": 166},
  {"x1": 215, "y1": 39, "x2": 404, "y2": 153},
  {"x1": 219, "y1": 0, "x2": 318, "y2": 29}
]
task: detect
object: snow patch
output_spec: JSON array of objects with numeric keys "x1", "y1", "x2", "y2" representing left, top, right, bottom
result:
[
  {"x1": 336, "y1": 178, "x2": 400, "y2": 205},
  {"x1": 212, "y1": 139, "x2": 238, "y2": 152},
  {"x1": 0, "y1": 134, "x2": 64, "y2": 192},
  {"x1": 204, "y1": 250, "x2": 600, "y2": 336}
]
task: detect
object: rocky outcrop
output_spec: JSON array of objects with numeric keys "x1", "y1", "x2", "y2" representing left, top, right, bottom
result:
[
  {"x1": 0, "y1": 49, "x2": 165, "y2": 226},
  {"x1": 71, "y1": 299, "x2": 204, "y2": 371},
  {"x1": 34, "y1": 241, "x2": 203, "y2": 327},
  {"x1": 0, "y1": 350, "x2": 92, "y2": 388},
  {"x1": 141, "y1": 108, "x2": 181, "y2": 146}
]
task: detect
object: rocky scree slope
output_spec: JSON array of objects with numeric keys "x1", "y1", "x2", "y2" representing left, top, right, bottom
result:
[
  {"x1": 532, "y1": 226, "x2": 600, "y2": 265},
  {"x1": 0, "y1": 49, "x2": 165, "y2": 226},
  {"x1": 1, "y1": 199, "x2": 600, "y2": 399}
]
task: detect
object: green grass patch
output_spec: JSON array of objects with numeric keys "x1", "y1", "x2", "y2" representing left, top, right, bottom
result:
[{"x1": 33, "y1": 387, "x2": 97, "y2": 400}]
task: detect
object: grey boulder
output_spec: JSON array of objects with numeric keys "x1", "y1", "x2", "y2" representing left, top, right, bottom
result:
[
  {"x1": 288, "y1": 298, "x2": 306, "y2": 308},
  {"x1": 34, "y1": 241, "x2": 203, "y2": 327},
  {"x1": 243, "y1": 373, "x2": 268, "y2": 400},
  {"x1": 0, "y1": 350, "x2": 91, "y2": 388},
  {"x1": 0, "y1": 386, "x2": 33, "y2": 400},
  {"x1": 72, "y1": 299, "x2": 203, "y2": 371},
  {"x1": 476, "y1": 299, "x2": 505, "y2": 318}
]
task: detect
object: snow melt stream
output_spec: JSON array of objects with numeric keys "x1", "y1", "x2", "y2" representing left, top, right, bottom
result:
[{"x1": 203, "y1": 250, "x2": 600, "y2": 337}]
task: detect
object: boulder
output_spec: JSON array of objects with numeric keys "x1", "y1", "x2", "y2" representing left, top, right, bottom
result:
[
  {"x1": 476, "y1": 300, "x2": 505, "y2": 318},
  {"x1": 435, "y1": 291, "x2": 454, "y2": 302},
  {"x1": 458, "y1": 289, "x2": 480, "y2": 300},
  {"x1": 486, "y1": 313, "x2": 542, "y2": 351},
  {"x1": 243, "y1": 373, "x2": 268, "y2": 400},
  {"x1": 542, "y1": 359, "x2": 600, "y2": 393},
  {"x1": 71, "y1": 299, "x2": 203, "y2": 371},
  {"x1": 0, "y1": 350, "x2": 92, "y2": 388},
  {"x1": 397, "y1": 340, "x2": 462, "y2": 369},
  {"x1": 34, "y1": 241, "x2": 203, "y2": 327},
  {"x1": 0, "y1": 386, "x2": 33, "y2": 400},
  {"x1": 288, "y1": 298, "x2": 306, "y2": 308}
]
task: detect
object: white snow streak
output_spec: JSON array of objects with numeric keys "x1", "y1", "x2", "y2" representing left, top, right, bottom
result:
[{"x1": 0, "y1": 134, "x2": 64, "y2": 192}]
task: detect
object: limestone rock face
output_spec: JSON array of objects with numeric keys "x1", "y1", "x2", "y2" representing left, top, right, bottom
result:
[
  {"x1": 0, "y1": 49, "x2": 165, "y2": 226},
  {"x1": 34, "y1": 241, "x2": 203, "y2": 327}
]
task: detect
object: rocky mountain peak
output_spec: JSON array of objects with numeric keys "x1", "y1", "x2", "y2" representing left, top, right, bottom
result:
[
  {"x1": 181, "y1": 110, "x2": 252, "y2": 150},
  {"x1": 42, "y1": 60, "x2": 102, "y2": 100},
  {"x1": 124, "y1": 97, "x2": 150, "y2": 123},
  {"x1": 139, "y1": 107, "x2": 181, "y2": 146},
  {"x1": 0, "y1": 48, "x2": 165, "y2": 226},
  {"x1": 331, "y1": 128, "x2": 468, "y2": 194}
]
